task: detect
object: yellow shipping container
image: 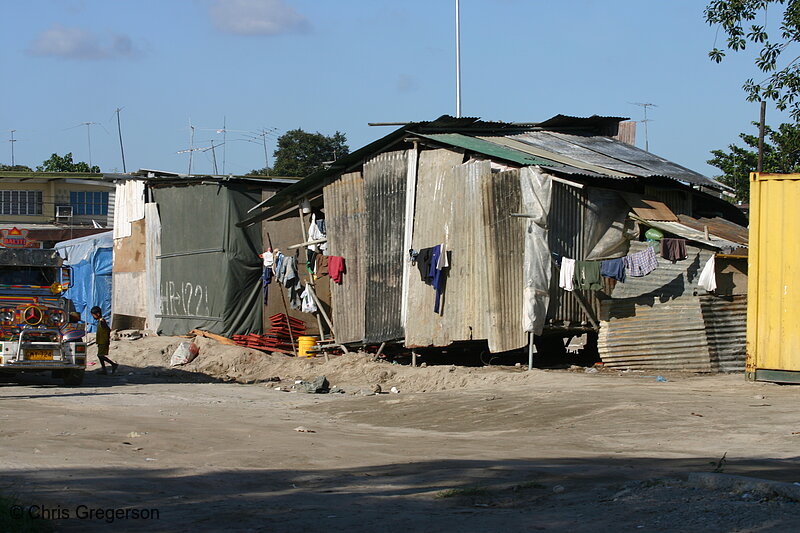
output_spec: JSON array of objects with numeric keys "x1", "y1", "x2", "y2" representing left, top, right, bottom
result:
[{"x1": 747, "y1": 172, "x2": 800, "y2": 382}]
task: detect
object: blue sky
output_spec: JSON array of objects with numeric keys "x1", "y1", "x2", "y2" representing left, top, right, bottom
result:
[{"x1": 0, "y1": 0, "x2": 790, "y2": 177}]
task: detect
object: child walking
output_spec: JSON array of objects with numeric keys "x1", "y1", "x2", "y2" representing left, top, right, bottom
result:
[{"x1": 91, "y1": 306, "x2": 118, "y2": 375}]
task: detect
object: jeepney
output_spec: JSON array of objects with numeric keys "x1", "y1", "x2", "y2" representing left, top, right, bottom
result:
[{"x1": 0, "y1": 248, "x2": 87, "y2": 386}]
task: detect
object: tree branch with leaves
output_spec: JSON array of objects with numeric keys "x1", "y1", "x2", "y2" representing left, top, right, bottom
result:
[{"x1": 706, "y1": 0, "x2": 800, "y2": 118}]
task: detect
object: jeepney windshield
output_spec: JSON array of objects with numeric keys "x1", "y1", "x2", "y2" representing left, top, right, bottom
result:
[{"x1": 0, "y1": 266, "x2": 57, "y2": 286}]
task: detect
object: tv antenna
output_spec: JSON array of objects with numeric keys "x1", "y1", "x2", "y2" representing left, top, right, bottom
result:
[
  {"x1": 81, "y1": 122, "x2": 100, "y2": 168},
  {"x1": 115, "y1": 107, "x2": 127, "y2": 172},
  {"x1": 177, "y1": 140, "x2": 224, "y2": 175},
  {"x1": 8, "y1": 130, "x2": 16, "y2": 166},
  {"x1": 630, "y1": 102, "x2": 657, "y2": 152},
  {"x1": 240, "y1": 127, "x2": 279, "y2": 174}
]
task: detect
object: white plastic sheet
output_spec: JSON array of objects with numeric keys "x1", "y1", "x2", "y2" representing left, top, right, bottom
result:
[{"x1": 521, "y1": 167, "x2": 552, "y2": 335}]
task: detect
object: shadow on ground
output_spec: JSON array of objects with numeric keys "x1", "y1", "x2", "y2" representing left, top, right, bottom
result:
[
  {"x1": 2, "y1": 457, "x2": 799, "y2": 532},
  {"x1": 0, "y1": 364, "x2": 223, "y2": 390}
]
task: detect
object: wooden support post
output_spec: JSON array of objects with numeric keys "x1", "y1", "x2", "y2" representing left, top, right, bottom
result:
[
  {"x1": 306, "y1": 284, "x2": 348, "y2": 354},
  {"x1": 412, "y1": 350, "x2": 417, "y2": 367},
  {"x1": 375, "y1": 342, "x2": 387, "y2": 358}
]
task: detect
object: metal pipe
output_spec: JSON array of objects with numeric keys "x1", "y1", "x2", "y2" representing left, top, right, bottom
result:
[{"x1": 455, "y1": 0, "x2": 462, "y2": 118}]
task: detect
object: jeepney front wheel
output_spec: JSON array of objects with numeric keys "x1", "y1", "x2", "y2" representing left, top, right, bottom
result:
[{"x1": 62, "y1": 369, "x2": 85, "y2": 386}]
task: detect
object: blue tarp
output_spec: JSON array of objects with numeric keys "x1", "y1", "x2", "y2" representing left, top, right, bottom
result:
[{"x1": 55, "y1": 231, "x2": 113, "y2": 332}]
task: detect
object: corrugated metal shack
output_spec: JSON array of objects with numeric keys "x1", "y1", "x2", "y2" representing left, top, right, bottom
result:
[
  {"x1": 108, "y1": 170, "x2": 314, "y2": 337},
  {"x1": 240, "y1": 115, "x2": 748, "y2": 371}
]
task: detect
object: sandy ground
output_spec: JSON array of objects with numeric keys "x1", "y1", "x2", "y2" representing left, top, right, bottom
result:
[{"x1": 1, "y1": 334, "x2": 799, "y2": 532}]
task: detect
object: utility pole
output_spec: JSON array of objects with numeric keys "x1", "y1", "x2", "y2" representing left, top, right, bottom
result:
[
  {"x1": 631, "y1": 102, "x2": 657, "y2": 152},
  {"x1": 115, "y1": 108, "x2": 127, "y2": 172},
  {"x1": 8, "y1": 130, "x2": 16, "y2": 166},
  {"x1": 455, "y1": 0, "x2": 462, "y2": 118}
]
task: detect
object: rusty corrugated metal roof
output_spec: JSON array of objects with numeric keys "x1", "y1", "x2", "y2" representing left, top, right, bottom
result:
[{"x1": 677, "y1": 214, "x2": 749, "y2": 246}]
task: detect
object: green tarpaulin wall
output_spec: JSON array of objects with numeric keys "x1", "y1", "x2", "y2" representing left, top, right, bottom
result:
[{"x1": 154, "y1": 183, "x2": 263, "y2": 337}]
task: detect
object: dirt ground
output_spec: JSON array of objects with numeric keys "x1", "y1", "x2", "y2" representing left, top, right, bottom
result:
[{"x1": 1, "y1": 334, "x2": 800, "y2": 532}]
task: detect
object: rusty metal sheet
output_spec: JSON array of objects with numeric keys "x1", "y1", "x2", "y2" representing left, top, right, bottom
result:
[
  {"x1": 677, "y1": 214, "x2": 749, "y2": 246},
  {"x1": 483, "y1": 167, "x2": 527, "y2": 352},
  {"x1": 364, "y1": 150, "x2": 408, "y2": 343},
  {"x1": 621, "y1": 193, "x2": 679, "y2": 222},
  {"x1": 598, "y1": 242, "x2": 716, "y2": 371},
  {"x1": 404, "y1": 149, "x2": 467, "y2": 348},
  {"x1": 323, "y1": 171, "x2": 366, "y2": 344},
  {"x1": 700, "y1": 294, "x2": 746, "y2": 372}
]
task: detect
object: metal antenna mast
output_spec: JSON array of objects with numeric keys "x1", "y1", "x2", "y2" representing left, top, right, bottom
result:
[
  {"x1": 455, "y1": 0, "x2": 462, "y2": 118},
  {"x1": 8, "y1": 130, "x2": 16, "y2": 166},
  {"x1": 82, "y1": 122, "x2": 99, "y2": 167},
  {"x1": 630, "y1": 102, "x2": 657, "y2": 152},
  {"x1": 115, "y1": 108, "x2": 127, "y2": 172},
  {"x1": 222, "y1": 117, "x2": 227, "y2": 174}
]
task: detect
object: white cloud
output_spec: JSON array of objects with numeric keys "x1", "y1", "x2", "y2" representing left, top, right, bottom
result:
[
  {"x1": 27, "y1": 24, "x2": 140, "y2": 60},
  {"x1": 210, "y1": 0, "x2": 309, "y2": 36}
]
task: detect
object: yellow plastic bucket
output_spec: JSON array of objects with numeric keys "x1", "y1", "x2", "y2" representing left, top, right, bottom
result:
[{"x1": 297, "y1": 336, "x2": 317, "y2": 358}]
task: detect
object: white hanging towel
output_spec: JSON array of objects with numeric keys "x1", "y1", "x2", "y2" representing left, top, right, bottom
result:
[
  {"x1": 559, "y1": 257, "x2": 576, "y2": 292},
  {"x1": 698, "y1": 255, "x2": 717, "y2": 292}
]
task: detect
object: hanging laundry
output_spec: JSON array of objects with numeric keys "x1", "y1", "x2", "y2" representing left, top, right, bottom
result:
[
  {"x1": 279, "y1": 255, "x2": 302, "y2": 309},
  {"x1": 282, "y1": 255, "x2": 298, "y2": 288},
  {"x1": 429, "y1": 244, "x2": 449, "y2": 314},
  {"x1": 661, "y1": 238, "x2": 687, "y2": 262},
  {"x1": 416, "y1": 247, "x2": 435, "y2": 283},
  {"x1": 624, "y1": 246, "x2": 658, "y2": 277},
  {"x1": 329, "y1": 256, "x2": 346, "y2": 284},
  {"x1": 559, "y1": 257, "x2": 576, "y2": 291},
  {"x1": 306, "y1": 249, "x2": 317, "y2": 274},
  {"x1": 315, "y1": 254, "x2": 329, "y2": 280},
  {"x1": 274, "y1": 252, "x2": 285, "y2": 280},
  {"x1": 307, "y1": 212, "x2": 327, "y2": 254},
  {"x1": 600, "y1": 257, "x2": 626, "y2": 282},
  {"x1": 698, "y1": 255, "x2": 717, "y2": 291},
  {"x1": 436, "y1": 242, "x2": 449, "y2": 269},
  {"x1": 259, "y1": 249, "x2": 274, "y2": 269},
  {"x1": 262, "y1": 265, "x2": 272, "y2": 305},
  {"x1": 300, "y1": 283, "x2": 317, "y2": 313},
  {"x1": 315, "y1": 215, "x2": 326, "y2": 235},
  {"x1": 573, "y1": 260, "x2": 602, "y2": 290}
]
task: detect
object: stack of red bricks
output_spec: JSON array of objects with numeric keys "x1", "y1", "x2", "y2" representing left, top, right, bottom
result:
[{"x1": 232, "y1": 313, "x2": 306, "y2": 355}]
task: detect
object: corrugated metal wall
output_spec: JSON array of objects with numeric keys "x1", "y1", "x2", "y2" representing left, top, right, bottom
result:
[
  {"x1": 483, "y1": 168, "x2": 527, "y2": 352},
  {"x1": 598, "y1": 242, "x2": 715, "y2": 371},
  {"x1": 546, "y1": 182, "x2": 602, "y2": 326},
  {"x1": 404, "y1": 149, "x2": 471, "y2": 347},
  {"x1": 323, "y1": 171, "x2": 366, "y2": 344},
  {"x1": 363, "y1": 151, "x2": 408, "y2": 343},
  {"x1": 701, "y1": 294, "x2": 747, "y2": 372}
]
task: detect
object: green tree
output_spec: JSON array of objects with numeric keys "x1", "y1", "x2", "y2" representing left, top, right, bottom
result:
[
  {"x1": 708, "y1": 121, "x2": 800, "y2": 201},
  {"x1": 270, "y1": 129, "x2": 349, "y2": 177},
  {"x1": 36, "y1": 152, "x2": 100, "y2": 173},
  {"x1": 706, "y1": 1, "x2": 800, "y2": 118},
  {"x1": 0, "y1": 164, "x2": 32, "y2": 171}
]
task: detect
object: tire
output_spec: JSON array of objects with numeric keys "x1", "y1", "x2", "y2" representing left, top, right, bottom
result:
[{"x1": 62, "y1": 369, "x2": 85, "y2": 386}]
